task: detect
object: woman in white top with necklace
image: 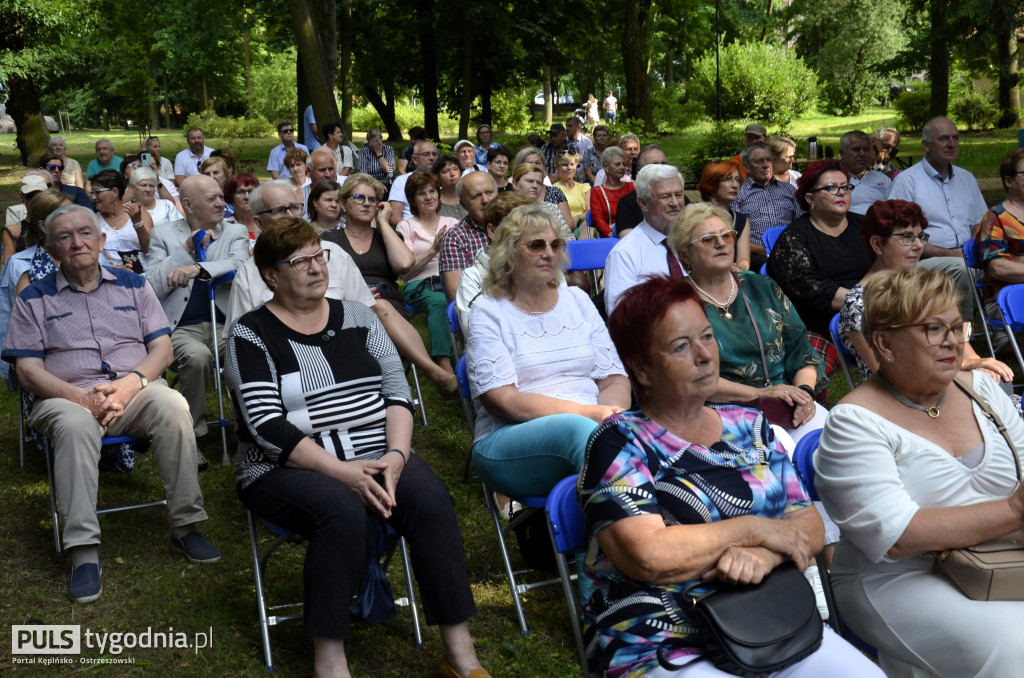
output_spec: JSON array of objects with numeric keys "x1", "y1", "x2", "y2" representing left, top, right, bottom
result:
[
  {"x1": 91, "y1": 169, "x2": 153, "y2": 273},
  {"x1": 466, "y1": 204, "x2": 630, "y2": 498}
]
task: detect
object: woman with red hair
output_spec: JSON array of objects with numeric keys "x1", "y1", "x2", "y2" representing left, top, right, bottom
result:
[
  {"x1": 225, "y1": 172, "x2": 261, "y2": 245},
  {"x1": 766, "y1": 161, "x2": 873, "y2": 373},
  {"x1": 698, "y1": 160, "x2": 752, "y2": 271},
  {"x1": 839, "y1": 199, "x2": 1011, "y2": 382}
]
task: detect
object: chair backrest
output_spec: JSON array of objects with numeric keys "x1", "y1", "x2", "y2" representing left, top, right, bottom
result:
[
  {"x1": 761, "y1": 225, "x2": 787, "y2": 257},
  {"x1": 447, "y1": 300, "x2": 462, "y2": 338},
  {"x1": 829, "y1": 313, "x2": 852, "y2": 356},
  {"x1": 456, "y1": 355, "x2": 471, "y2": 399},
  {"x1": 962, "y1": 237, "x2": 982, "y2": 270},
  {"x1": 545, "y1": 475, "x2": 586, "y2": 554},
  {"x1": 997, "y1": 284, "x2": 1024, "y2": 332},
  {"x1": 566, "y1": 238, "x2": 619, "y2": 272},
  {"x1": 791, "y1": 429, "x2": 823, "y2": 501}
]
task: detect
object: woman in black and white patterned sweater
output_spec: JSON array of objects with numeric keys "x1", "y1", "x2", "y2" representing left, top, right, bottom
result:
[{"x1": 225, "y1": 218, "x2": 491, "y2": 678}]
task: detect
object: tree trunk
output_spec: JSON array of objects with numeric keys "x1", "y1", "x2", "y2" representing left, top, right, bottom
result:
[
  {"x1": 145, "y1": 55, "x2": 160, "y2": 130},
  {"x1": 288, "y1": 0, "x2": 340, "y2": 144},
  {"x1": 339, "y1": 0, "x2": 355, "y2": 138},
  {"x1": 364, "y1": 85, "x2": 402, "y2": 140},
  {"x1": 458, "y1": 13, "x2": 472, "y2": 140},
  {"x1": 622, "y1": 0, "x2": 655, "y2": 131},
  {"x1": 243, "y1": 2, "x2": 254, "y2": 118},
  {"x1": 542, "y1": 63, "x2": 553, "y2": 125},
  {"x1": 928, "y1": 1, "x2": 950, "y2": 119},
  {"x1": 416, "y1": 0, "x2": 439, "y2": 140},
  {"x1": 997, "y1": 21, "x2": 1021, "y2": 129},
  {"x1": 200, "y1": 75, "x2": 209, "y2": 112},
  {"x1": 480, "y1": 74, "x2": 492, "y2": 126},
  {"x1": 6, "y1": 74, "x2": 49, "y2": 166},
  {"x1": 162, "y1": 73, "x2": 172, "y2": 128}
]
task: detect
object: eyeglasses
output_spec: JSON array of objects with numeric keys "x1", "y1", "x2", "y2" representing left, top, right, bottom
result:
[
  {"x1": 809, "y1": 183, "x2": 856, "y2": 195},
  {"x1": 46, "y1": 164, "x2": 65, "y2": 171},
  {"x1": 257, "y1": 202, "x2": 304, "y2": 218},
  {"x1": 888, "y1": 320, "x2": 972, "y2": 346},
  {"x1": 278, "y1": 248, "x2": 330, "y2": 271},
  {"x1": 89, "y1": 188, "x2": 114, "y2": 198},
  {"x1": 690, "y1": 230, "x2": 738, "y2": 247},
  {"x1": 349, "y1": 193, "x2": 379, "y2": 205},
  {"x1": 882, "y1": 231, "x2": 930, "y2": 246},
  {"x1": 126, "y1": 161, "x2": 142, "y2": 169},
  {"x1": 280, "y1": 128, "x2": 294, "y2": 134},
  {"x1": 521, "y1": 238, "x2": 566, "y2": 253}
]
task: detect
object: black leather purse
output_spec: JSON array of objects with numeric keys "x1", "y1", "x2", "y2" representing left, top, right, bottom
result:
[{"x1": 657, "y1": 562, "x2": 823, "y2": 677}]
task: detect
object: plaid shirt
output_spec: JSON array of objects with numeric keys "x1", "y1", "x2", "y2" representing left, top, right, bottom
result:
[
  {"x1": 540, "y1": 140, "x2": 579, "y2": 176},
  {"x1": 731, "y1": 177, "x2": 803, "y2": 246},
  {"x1": 438, "y1": 216, "x2": 489, "y2": 273}
]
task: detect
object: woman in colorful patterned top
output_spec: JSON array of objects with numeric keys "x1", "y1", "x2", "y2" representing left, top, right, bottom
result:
[
  {"x1": 226, "y1": 219, "x2": 490, "y2": 678},
  {"x1": 578, "y1": 274, "x2": 883, "y2": 677}
]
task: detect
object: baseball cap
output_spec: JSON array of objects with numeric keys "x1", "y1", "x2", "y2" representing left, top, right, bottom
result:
[
  {"x1": 548, "y1": 123, "x2": 566, "y2": 133},
  {"x1": 21, "y1": 174, "x2": 50, "y2": 194},
  {"x1": 744, "y1": 123, "x2": 768, "y2": 137},
  {"x1": 454, "y1": 139, "x2": 475, "y2": 153}
]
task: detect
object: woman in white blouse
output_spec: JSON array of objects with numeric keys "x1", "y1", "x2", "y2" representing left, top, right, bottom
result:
[
  {"x1": 466, "y1": 205, "x2": 631, "y2": 497},
  {"x1": 815, "y1": 267, "x2": 1024, "y2": 677}
]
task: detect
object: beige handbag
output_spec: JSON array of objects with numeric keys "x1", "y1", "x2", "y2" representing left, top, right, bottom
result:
[{"x1": 933, "y1": 378, "x2": 1024, "y2": 601}]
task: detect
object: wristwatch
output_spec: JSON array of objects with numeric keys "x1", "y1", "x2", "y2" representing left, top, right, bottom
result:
[{"x1": 131, "y1": 370, "x2": 148, "y2": 388}]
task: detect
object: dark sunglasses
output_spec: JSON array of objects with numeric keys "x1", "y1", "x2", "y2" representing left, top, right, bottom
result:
[
  {"x1": 522, "y1": 238, "x2": 566, "y2": 253},
  {"x1": 46, "y1": 164, "x2": 65, "y2": 171}
]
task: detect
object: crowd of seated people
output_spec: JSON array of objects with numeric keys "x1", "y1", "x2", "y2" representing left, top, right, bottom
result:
[{"x1": 6, "y1": 112, "x2": 1024, "y2": 678}]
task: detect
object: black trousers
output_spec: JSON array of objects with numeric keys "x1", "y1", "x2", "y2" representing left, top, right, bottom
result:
[{"x1": 240, "y1": 455, "x2": 477, "y2": 638}]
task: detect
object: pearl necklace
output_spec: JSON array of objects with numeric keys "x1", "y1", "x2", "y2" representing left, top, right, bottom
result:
[{"x1": 690, "y1": 274, "x2": 736, "y2": 319}]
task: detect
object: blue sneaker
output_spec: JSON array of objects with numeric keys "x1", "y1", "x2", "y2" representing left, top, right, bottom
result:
[
  {"x1": 171, "y1": 532, "x2": 221, "y2": 564},
  {"x1": 68, "y1": 563, "x2": 102, "y2": 604}
]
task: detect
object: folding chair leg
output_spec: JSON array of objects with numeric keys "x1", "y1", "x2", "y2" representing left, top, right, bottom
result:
[
  {"x1": 209, "y1": 299, "x2": 233, "y2": 466},
  {"x1": 398, "y1": 537, "x2": 425, "y2": 648},
  {"x1": 1006, "y1": 325, "x2": 1024, "y2": 377},
  {"x1": 553, "y1": 551, "x2": 587, "y2": 670},
  {"x1": 485, "y1": 493, "x2": 530, "y2": 636},
  {"x1": 407, "y1": 363, "x2": 429, "y2": 428},
  {"x1": 247, "y1": 511, "x2": 276, "y2": 671},
  {"x1": 18, "y1": 391, "x2": 26, "y2": 471},
  {"x1": 44, "y1": 442, "x2": 62, "y2": 555},
  {"x1": 972, "y1": 288, "x2": 996, "y2": 356}
]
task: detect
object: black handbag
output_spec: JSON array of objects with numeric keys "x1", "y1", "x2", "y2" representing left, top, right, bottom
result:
[{"x1": 657, "y1": 562, "x2": 823, "y2": 677}]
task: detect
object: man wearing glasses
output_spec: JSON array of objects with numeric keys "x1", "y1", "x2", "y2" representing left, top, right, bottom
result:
[
  {"x1": 173, "y1": 128, "x2": 214, "y2": 187},
  {"x1": 387, "y1": 140, "x2": 440, "y2": 225},
  {"x1": 267, "y1": 121, "x2": 310, "y2": 181},
  {"x1": 731, "y1": 140, "x2": 803, "y2": 260},
  {"x1": 145, "y1": 174, "x2": 249, "y2": 440},
  {"x1": 39, "y1": 153, "x2": 92, "y2": 207}
]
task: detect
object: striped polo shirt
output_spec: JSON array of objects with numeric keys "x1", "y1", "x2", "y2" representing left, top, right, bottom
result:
[{"x1": 2, "y1": 266, "x2": 171, "y2": 390}]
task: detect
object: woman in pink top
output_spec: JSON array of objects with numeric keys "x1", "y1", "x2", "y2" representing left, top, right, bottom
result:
[{"x1": 397, "y1": 171, "x2": 458, "y2": 373}]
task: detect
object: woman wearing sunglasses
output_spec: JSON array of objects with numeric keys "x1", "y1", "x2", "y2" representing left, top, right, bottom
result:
[
  {"x1": 839, "y1": 200, "x2": 1011, "y2": 383},
  {"x1": 322, "y1": 173, "x2": 413, "y2": 315},
  {"x1": 766, "y1": 160, "x2": 874, "y2": 373},
  {"x1": 466, "y1": 204, "x2": 630, "y2": 499},
  {"x1": 669, "y1": 203, "x2": 826, "y2": 444},
  {"x1": 226, "y1": 218, "x2": 492, "y2": 678}
]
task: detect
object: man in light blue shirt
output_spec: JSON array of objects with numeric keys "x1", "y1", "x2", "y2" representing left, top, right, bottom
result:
[
  {"x1": 302, "y1": 104, "x2": 321, "y2": 151},
  {"x1": 887, "y1": 116, "x2": 986, "y2": 316},
  {"x1": 840, "y1": 131, "x2": 891, "y2": 215}
]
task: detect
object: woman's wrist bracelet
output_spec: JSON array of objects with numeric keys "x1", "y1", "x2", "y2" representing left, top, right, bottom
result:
[
  {"x1": 797, "y1": 384, "x2": 815, "y2": 397},
  {"x1": 387, "y1": 448, "x2": 408, "y2": 464}
]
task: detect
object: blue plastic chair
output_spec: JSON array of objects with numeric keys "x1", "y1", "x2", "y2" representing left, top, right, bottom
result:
[
  {"x1": 962, "y1": 238, "x2": 999, "y2": 355},
  {"x1": 791, "y1": 429, "x2": 823, "y2": 500},
  {"x1": 447, "y1": 300, "x2": 465, "y2": 359},
  {"x1": 761, "y1": 225, "x2": 787, "y2": 257},
  {"x1": 566, "y1": 238, "x2": 619, "y2": 291},
  {"x1": 829, "y1": 313, "x2": 857, "y2": 391},
  {"x1": 545, "y1": 475, "x2": 588, "y2": 671},
  {"x1": 996, "y1": 284, "x2": 1024, "y2": 375}
]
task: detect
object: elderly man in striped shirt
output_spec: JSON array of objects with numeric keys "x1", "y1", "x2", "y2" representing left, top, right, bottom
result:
[
  {"x1": 2, "y1": 205, "x2": 218, "y2": 605},
  {"x1": 732, "y1": 140, "x2": 804, "y2": 262}
]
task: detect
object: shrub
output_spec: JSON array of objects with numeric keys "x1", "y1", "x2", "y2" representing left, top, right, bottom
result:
[
  {"x1": 682, "y1": 120, "x2": 745, "y2": 180},
  {"x1": 251, "y1": 50, "x2": 297, "y2": 126},
  {"x1": 892, "y1": 86, "x2": 930, "y2": 133},
  {"x1": 490, "y1": 88, "x2": 532, "y2": 135},
  {"x1": 652, "y1": 83, "x2": 706, "y2": 132},
  {"x1": 184, "y1": 112, "x2": 274, "y2": 139},
  {"x1": 951, "y1": 92, "x2": 998, "y2": 132},
  {"x1": 689, "y1": 41, "x2": 818, "y2": 128}
]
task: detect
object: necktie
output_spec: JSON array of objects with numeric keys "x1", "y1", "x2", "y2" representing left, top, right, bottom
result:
[{"x1": 663, "y1": 240, "x2": 684, "y2": 279}]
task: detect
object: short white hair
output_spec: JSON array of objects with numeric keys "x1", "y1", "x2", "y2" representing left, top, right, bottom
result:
[
  {"x1": 634, "y1": 164, "x2": 683, "y2": 201},
  {"x1": 249, "y1": 179, "x2": 294, "y2": 214}
]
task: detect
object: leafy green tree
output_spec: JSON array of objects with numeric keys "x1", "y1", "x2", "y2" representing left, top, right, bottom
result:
[
  {"x1": 0, "y1": 0, "x2": 96, "y2": 163},
  {"x1": 690, "y1": 40, "x2": 817, "y2": 128},
  {"x1": 786, "y1": 0, "x2": 908, "y2": 116}
]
